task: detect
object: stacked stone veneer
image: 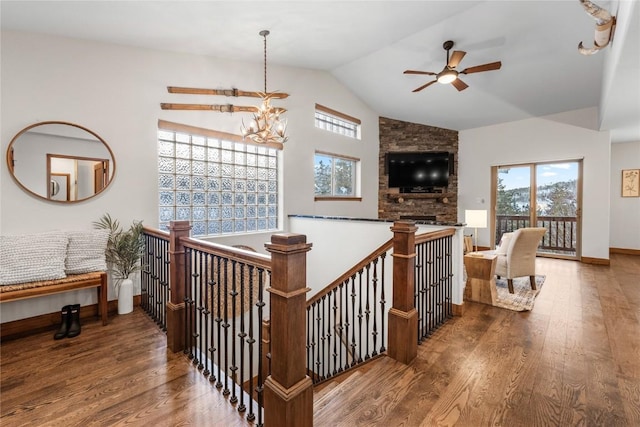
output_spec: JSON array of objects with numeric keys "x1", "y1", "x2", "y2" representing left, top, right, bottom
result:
[{"x1": 378, "y1": 116, "x2": 458, "y2": 223}]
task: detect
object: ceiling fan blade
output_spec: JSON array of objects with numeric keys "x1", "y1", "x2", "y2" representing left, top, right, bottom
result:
[
  {"x1": 460, "y1": 61, "x2": 502, "y2": 74},
  {"x1": 451, "y1": 78, "x2": 469, "y2": 91},
  {"x1": 448, "y1": 50, "x2": 466, "y2": 68},
  {"x1": 412, "y1": 80, "x2": 437, "y2": 92},
  {"x1": 404, "y1": 70, "x2": 437, "y2": 76}
]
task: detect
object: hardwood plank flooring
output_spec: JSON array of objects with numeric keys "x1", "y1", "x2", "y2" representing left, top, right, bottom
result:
[
  {"x1": 1, "y1": 308, "x2": 251, "y2": 427},
  {"x1": 314, "y1": 254, "x2": 640, "y2": 426},
  {"x1": 1, "y1": 254, "x2": 638, "y2": 426}
]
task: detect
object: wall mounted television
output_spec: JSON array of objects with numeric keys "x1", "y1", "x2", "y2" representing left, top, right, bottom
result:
[{"x1": 386, "y1": 151, "x2": 453, "y2": 193}]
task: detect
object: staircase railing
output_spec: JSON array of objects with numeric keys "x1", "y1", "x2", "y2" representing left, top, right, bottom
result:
[
  {"x1": 142, "y1": 220, "x2": 458, "y2": 427},
  {"x1": 182, "y1": 238, "x2": 271, "y2": 424},
  {"x1": 415, "y1": 229, "x2": 455, "y2": 342},
  {"x1": 306, "y1": 238, "x2": 392, "y2": 384},
  {"x1": 141, "y1": 228, "x2": 170, "y2": 331},
  {"x1": 305, "y1": 225, "x2": 456, "y2": 385}
]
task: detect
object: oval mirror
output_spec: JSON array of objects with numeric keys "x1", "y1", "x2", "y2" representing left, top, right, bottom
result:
[{"x1": 6, "y1": 121, "x2": 116, "y2": 203}]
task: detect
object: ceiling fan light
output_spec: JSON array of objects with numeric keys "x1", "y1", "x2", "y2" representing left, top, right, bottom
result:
[{"x1": 437, "y1": 70, "x2": 457, "y2": 84}]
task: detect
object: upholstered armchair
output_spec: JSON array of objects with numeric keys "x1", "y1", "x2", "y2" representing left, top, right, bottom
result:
[{"x1": 490, "y1": 227, "x2": 546, "y2": 293}]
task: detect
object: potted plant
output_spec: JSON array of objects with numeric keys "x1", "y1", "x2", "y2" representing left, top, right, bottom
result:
[{"x1": 94, "y1": 213, "x2": 145, "y2": 314}]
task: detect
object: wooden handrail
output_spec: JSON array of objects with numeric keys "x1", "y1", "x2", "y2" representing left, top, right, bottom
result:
[
  {"x1": 306, "y1": 237, "x2": 394, "y2": 307},
  {"x1": 180, "y1": 236, "x2": 272, "y2": 270},
  {"x1": 142, "y1": 226, "x2": 169, "y2": 240},
  {"x1": 415, "y1": 228, "x2": 456, "y2": 245}
]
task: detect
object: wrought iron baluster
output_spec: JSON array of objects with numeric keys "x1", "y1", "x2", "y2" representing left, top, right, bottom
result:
[
  {"x1": 306, "y1": 304, "x2": 312, "y2": 378},
  {"x1": 350, "y1": 275, "x2": 357, "y2": 366},
  {"x1": 357, "y1": 271, "x2": 364, "y2": 363},
  {"x1": 371, "y1": 258, "x2": 379, "y2": 357},
  {"x1": 155, "y1": 243, "x2": 163, "y2": 326},
  {"x1": 337, "y1": 283, "x2": 344, "y2": 373},
  {"x1": 320, "y1": 295, "x2": 327, "y2": 381},
  {"x1": 343, "y1": 280, "x2": 350, "y2": 371},
  {"x1": 246, "y1": 265, "x2": 256, "y2": 422},
  {"x1": 229, "y1": 260, "x2": 238, "y2": 405},
  {"x1": 314, "y1": 302, "x2": 320, "y2": 382},
  {"x1": 196, "y1": 251, "x2": 204, "y2": 370},
  {"x1": 237, "y1": 262, "x2": 246, "y2": 412},
  {"x1": 202, "y1": 253, "x2": 210, "y2": 377},
  {"x1": 446, "y1": 236, "x2": 453, "y2": 318},
  {"x1": 364, "y1": 265, "x2": 371, "y2": 360},
  {"x1": 379, "y1": 252, "x2": 387, "y2": 353},
  {"x1": 326, "y1": 291, "x2": 332, "y2": 379},
  {"x1": 332, "y1": 288, "x2": 339, "y2": 375},
  {"x1": 428, "y1": 241, "x2": 435, "y2": 336},
  {"x1": 215, "y1": 256, "x2": 223, "y2": 390},
  {"x1": 222, "y1": 259, "x2": 230, "y2": 397},
  {"x1": 413, "y1": 243, "x2": 424, "y2": 344},
  {"x1": 438, "y1": 238, "x2": 443, "y2": 326}
]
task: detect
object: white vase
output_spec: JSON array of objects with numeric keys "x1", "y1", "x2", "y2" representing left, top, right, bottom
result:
[{"x1": 118, "y1": 277, "x2": 134, "y2": 314}]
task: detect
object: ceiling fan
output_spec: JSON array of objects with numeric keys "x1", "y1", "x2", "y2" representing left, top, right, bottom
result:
[{"x1": 404, "y1": 40, "x2": 502, "y2": 92}]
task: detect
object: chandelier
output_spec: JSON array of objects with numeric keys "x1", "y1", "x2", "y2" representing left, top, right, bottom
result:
[{"x1": 241, "y1": 30, "x2": 288, "y2": 144}]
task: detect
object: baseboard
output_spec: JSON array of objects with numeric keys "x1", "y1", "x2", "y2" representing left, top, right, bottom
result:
[
  {"x1": 581, "y1": 257, "x2": 610, "y2": 266},
  {"x1": 0, "y1": 295, "x2": 142, "y2": 342},
  {"x1": 452, "y1": 303, "x2": 465, "y2": 316},
  {"x1": 610, "y1": 247, "x2": 640, "y2": 256}
]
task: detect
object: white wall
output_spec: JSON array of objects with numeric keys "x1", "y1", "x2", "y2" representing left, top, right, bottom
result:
[
  {"x1": 458, "y1": 107, "x2": 611, "y2": 260},
  {"x1": 0, "y1": 31, "x2": 380, "y2": 322},
  {"x1": 610, "y1": 141, "x2": 640, "y2": 250}
]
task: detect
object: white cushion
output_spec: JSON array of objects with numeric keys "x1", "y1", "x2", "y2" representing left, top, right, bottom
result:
[
  {"x1": 0, "y1": 232, "x2": 69, "y2": 285},
  {"x1": 65, "y1": 229, "x2": 109, "y2": 275},
  {"x1": 495, "y1": 232, "x2": 514, "y2": 255}
]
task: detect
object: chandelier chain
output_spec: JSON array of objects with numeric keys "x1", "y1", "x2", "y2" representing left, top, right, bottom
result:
[{"x1": 263, "y1": 32, "x2": 267, "y2": 93}]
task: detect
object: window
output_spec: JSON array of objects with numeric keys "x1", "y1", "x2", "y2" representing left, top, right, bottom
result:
[
  {"x1": 314, "y1": 151, "x2": 360, "y2": 199},
  {"x1": 315, "y1": 104, "x2": 361, "y2": 139},
  {"x1": 158, "y1": 120, "x2": 280, "y2": 237}
]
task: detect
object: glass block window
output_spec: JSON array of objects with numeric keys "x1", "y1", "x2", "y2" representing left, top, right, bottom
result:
[
  {"x1": 314, "y1": 151, "x2": 359, "y2": 197},
  {"x1": 315, "y1": 104, "x2": 361, "y2": 140},
  {"x1": 158, "y1": 123, "x2": 279, "y2": 237}
]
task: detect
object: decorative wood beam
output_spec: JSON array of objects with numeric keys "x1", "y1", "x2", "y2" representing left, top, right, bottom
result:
[{"x1": 167, "y1": 86, "x2": 289, "y2": 99}]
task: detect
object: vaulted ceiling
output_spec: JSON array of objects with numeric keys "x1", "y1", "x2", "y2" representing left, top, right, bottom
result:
[{"x1": 2, "y1": 1, "x2": 638, "y2": 142}]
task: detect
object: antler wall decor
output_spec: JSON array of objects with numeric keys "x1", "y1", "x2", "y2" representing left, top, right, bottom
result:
[{"x1": 577, "y1": 0, "x2": 616, "y2": 55}]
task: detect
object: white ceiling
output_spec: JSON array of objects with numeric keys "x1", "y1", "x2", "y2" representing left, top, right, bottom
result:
[{"x1": 2, "y1": 1, "x2": 639, "y2": 142}]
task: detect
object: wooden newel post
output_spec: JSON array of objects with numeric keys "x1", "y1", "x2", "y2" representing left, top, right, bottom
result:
[
  {"x1": 166, "y1": 220, "x2": 191, "y2": 353},
  {"x1": 388, "y1": 220, "x2": 418, "y2": 364},
  {"x1": 264, "y1": 233, "x2": 313, "y2": 427}
]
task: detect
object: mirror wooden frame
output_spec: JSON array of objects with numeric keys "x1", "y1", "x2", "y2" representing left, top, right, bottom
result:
[{"x1": 6, "y1": 121, "x2": 116, "y2": 203}]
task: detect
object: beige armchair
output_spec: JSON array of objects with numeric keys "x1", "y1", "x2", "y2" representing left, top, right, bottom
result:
[{"x1": 490, "y1": 227, "x2": 546, "y2": 293}]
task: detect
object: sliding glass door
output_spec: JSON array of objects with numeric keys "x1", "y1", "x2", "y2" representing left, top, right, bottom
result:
[{"x1": 493, "y1": 160, "x2": 582, "y2": 259}]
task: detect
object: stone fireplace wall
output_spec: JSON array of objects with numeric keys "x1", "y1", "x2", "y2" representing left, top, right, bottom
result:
[{"x1": 378, "y1": 117, "x2": 458, "y2": 223}]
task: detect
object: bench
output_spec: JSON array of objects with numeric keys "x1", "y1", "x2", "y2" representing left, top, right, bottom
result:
[{"x1": 0, "y1": 271, "x2": 108, "y2": 326}]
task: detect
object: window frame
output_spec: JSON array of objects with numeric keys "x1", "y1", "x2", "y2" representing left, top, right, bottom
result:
[
  {"x1": 314, "y1": 150, "x2": 361, "y2": 201},
  {"x1": 314, "y1": 103, "x2": 361, "y2": 140}
]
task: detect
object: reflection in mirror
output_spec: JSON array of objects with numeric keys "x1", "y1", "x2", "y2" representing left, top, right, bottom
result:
[
  {"x1": 6, "y1": 121, "x2": 115, "y2": 203},
  {"x1": 47, "y1": 154, "x2": 110, "y2": 201},
  {"x1": 50, "y1": 173, "x2": 70, "y2": 201}
]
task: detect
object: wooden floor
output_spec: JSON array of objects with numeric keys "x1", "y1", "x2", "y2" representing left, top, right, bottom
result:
[{"x1": 2, "y1": 254, "x2": 639, "y2": 426}]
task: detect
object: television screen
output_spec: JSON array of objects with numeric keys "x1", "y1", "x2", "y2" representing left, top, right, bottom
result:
[{"x1": 387, "y1": 151, "x2": 450, "y2": 192}]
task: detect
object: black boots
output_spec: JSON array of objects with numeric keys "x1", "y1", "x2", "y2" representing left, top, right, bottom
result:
[{"x1": 53, "y1": 304, "x2": 81, "y2": 340}]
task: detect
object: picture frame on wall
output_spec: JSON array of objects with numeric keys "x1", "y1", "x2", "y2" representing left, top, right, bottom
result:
[{"x1": 621, "y1": 169, "x2": 640, "y2": 197}]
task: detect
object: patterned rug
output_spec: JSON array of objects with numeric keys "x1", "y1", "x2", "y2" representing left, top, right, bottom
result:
[{"x1": 494, "y1": 275, "x2": 546, "y2": 312}]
